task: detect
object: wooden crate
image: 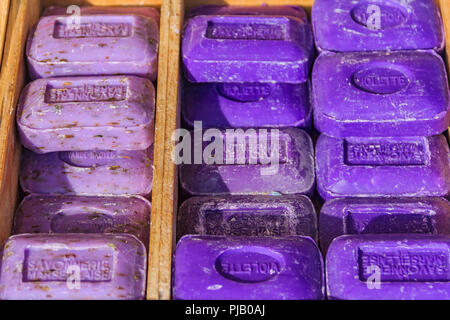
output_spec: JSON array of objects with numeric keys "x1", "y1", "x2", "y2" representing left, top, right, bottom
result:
[{"x1": 0, "y1": 0, "x2": 10, "y2": 70}]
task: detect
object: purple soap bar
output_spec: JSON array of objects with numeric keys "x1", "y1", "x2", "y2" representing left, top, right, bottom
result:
[
  {"x1": 320, "y1": 197, "x2": 450, "y2": 253},
  {"x1": 13, "y1": 194, "x2": 150, "y2": 247},
  {"x1": 177, "y1": 195, "x2": 317, "y2": 240},
  {"x1": 20, "y1": 148, "x2": 153, "y2": 196},
  {"x1": 27, "y1": 9, "x2": 159, "y2": 80},
  {"x1": 326, "y1": 234, "x2": 450, "y2": 300},
  {"x1": 182, "y1": 80, "x2": 312, "y2": 128},
  {"x1": 312, "y1": 51, "x2": 449, "y2": 137},
  {"x1": 0, "y1": 234, "x2": 146, "y2": 300},
  {"x1": 182, "y1": 13, "x2": 313, "y2": 83},
  {"x1": 186, "y1": 5, "x2": 308, "y2": 20},
  {"x1": 312, "y1": 0, "x2": 444, "y2": 52},
  {"x1": 179, "y1": 128, "x2": 315, "y2": 196},
  {"x1": 173, "y1": 235, "x2": 324, "y2": 300},
  {"x1": 17, "y1": 76, "x2": 155, "y2": 153},
  {"x1": 316, "y1": 134, "x2": 450, "y2": 199}
]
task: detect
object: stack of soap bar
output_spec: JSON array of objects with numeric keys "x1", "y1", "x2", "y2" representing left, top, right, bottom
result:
[
  {"x1": 173, "y1": 235, "x2": 324, "y2": 300},
  {"x1": 0, "y1": 234, "x2": 146, "y2": 300}
]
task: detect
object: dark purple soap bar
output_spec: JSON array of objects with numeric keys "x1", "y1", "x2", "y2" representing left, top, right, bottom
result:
[
  {"x1": 312, "y1": 0, "x2": 444, "y2": 52},
  {"x1": 312, "y1": 51, "x2": 449, "y2": 137},
  {"x1": 173, "y1": 235, "x2": 324, "y2": 300},
  {"x1": 182, "y1": 80, "x2": 311, "y2": 129},
  {"x1": 320, "y1": 197, "x2": 450, "y2": 253},
  {"x1": 326, "y1": 234, "x2": 450, "y2": 300},
  {"x1": 316, "y1": 134, "x2": 450, "y2": 199},
  {"x1": 177, "y1": 195, "x2": 317, "y2": 240}
]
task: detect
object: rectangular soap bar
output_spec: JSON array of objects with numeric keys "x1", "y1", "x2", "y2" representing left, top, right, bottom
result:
[
  {"x1": 312, "y1": 0, "x2": 444, "y2": 52},
  {"x1": 27, "y1": 9, "x2": 159, "y2": 80},
  {"x1": 13, "y1": 194, "x2": 151, "y2": 247},
  {"x1": 326, "y1": 234, "x2": 450, "y2": 300},
  {"x1": 179, "y1": 128, "x2": 315, "y2": 196},
  {"x1": 173, "y1": 235, "x2": 324, "y2": 300},
  {"x1": 20, "y1": 148, "x2": 153, "y2": 196},
  {"x1": 182, "y1": 80, "x2": 311, "y2": 129},
  {"x1": 17, "y1": 76, "x2": 155, "y2": 153},
  {"x1": 0, "y1": 234, "x2": 146, "y2": 300},
  {"x1": 177, "y1": 195, "x2": 317, "y2": 240},
  {"x1": 312, "y1": 51, "x2": 449, "y2": 137},
  {"x1": 320, "y1": 197, "x2": 450, "y2": 253},
  {"x1": 316, "y1": 134, "x2": 450, "y2": 199}
]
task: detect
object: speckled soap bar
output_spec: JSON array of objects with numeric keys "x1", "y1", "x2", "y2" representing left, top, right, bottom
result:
[
  {"x1": 173, "y1": 235, "x2": 324, "y2": 300},
  {"x1": 177, "y1": 195, "x2": 317, "y2": 240},
  {"x1": 27, "y1": 8, "x2": 159, "y2": 80},
  {"x1": 326, "y1": 234, "x2": 450, "y2": 300},
  {"x1": 17, "y1": 76, "x2": 155, "y2": 153},
  {"x1": 0, "y1": 234, "x2": 146, "y2": 300},
  {"x1": 13, "y1": 194, "x2": 151, "y2": 247},
  {"x1": 320, "y1": 197, "x2": 450, "y2": 253},
  {"x1": 312, "y1": 0, "x2": 444, "y2": 52},
  {"x1": 316, "y1": 134, "x2": 450, "y2": 199},
  {"x1": 312, "y1": 51, "x2": 449, "y2": 138},
  {"x1": 20, "y1": 148, "x2": 153, "y2": 196}
]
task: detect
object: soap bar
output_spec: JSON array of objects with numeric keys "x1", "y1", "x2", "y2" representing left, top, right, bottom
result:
[
  {"x1": 177, "y1": 195, "x2": 317, "y2": 240},
  {"x1": 27, "y1": 10, "x2": 159, "y2": 80},
  {"x1": 173, "y1": 235, "x2": 324, "y2": 300},
  {"x1": 326, "y1": 234, "x2": 450, "y2": 300},
  {"x1": 312, "y1": 51, "x2": 449, "y2": 137},
  {"x1": 320, "y1": 197, "x2": 450, "y2": 253},
  {"x1": 312, "y1": 0, "x2": 444, "y2": 52},
  {"x1": 179, "y1": 128, "x2": 315, "y2": 196},
  {"x1": 182, "y1": 80, "x2": 312, "y2": 129},
  {"x1": 20, "y1": 148, "x2": 153, "y2": 196},
  {"x1": 13, "y1": 194, "x2": 151, "y2": 247},
  {"x1": 186, "y1": 5, "x2": 308, "y2": 20},
  {"x1": 182, "y1": 14, "x2": 314, "y2": 83},
  {"x1": 17, "y1": 76, "x2": 155, "y2": 153},
  {"x1": 0, "y1": 234, "x2": 146, "y2": 300},
  {"x1": 316, "y1": 134, "x2": 450, "y2": 199}
]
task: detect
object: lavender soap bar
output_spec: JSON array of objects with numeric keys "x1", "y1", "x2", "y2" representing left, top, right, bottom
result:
[
  {"x1": 0, "y1": 234, "x2": 146, "y2": 300},
  {"x1": 17, "y1": 76, "x2": 155, "y2": 153},
  {"x1": 312, "y1": 0, "x2": 444, "y2": 52},
  {"x1": 173, "y1": 235, "x2": 324, "y2": 300},
  {"x1": 313, "y1": 51, "x2": 449, "y2": 137},
  {"x1": 326, "y1": 234, "x2": 450, "y2": 300},
  {"x1": 177, "y1": 195, "x2": 317, "y2": 240}
]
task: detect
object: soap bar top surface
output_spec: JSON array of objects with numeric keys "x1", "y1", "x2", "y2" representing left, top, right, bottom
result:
[
  {"x1": 312, "y1": 0, "x2": 444, "y2": 52},
  {"x1": 17, "y1": 76, "x2": 155, "y2": 153},
  {"x1": 320, "y1": 197, "x2": 450, "y2": 253},
  {"x1": 312, "y1": 51, "x2": 449, "y2": 137},
  {"x1": 13, "y1": 194, "x2": 151, "y2": 247},
  {"x1": 326, "y1": 234, "x2": 450, "y2": 300},
  {"x1": 0, "y1": 234, "x2": 146, "y2": 300},
  {"x1": 177, "y1": 195, "x2": 317, "y2": 240},
  {"x1": 182, "y1": 13, "x2": 314, "y2": 83},
  {"x1": 316, "y1": 134, "x2": 450, "y2": 199},
  {"x1": 173, "y1": 235, "x2": 324, "y2": 300},
  {"x1": 186, "y1": 5, "x2": 307, "y2": 20},
  {"x1": 27, "y1": 11, "x2": 159, "y2": 80},
  {"x1": 20, "y1": 148, "x2": 153, "y2": 196}
]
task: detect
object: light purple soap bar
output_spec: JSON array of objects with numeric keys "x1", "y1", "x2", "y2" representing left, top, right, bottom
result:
[
  {"x1": 312, "y1": 0, "x2": 444, "y2": 52},
  {"x1": 173, "y1": 235, "x2": 324, "y2": 300},
  {"x1": 177, "y1": 195, "x2": 317, "y2": 240},
  {"x1": 17, "y1": 76, "x2": 155, "y2": 153},
  {"x1": 0, "y1": 234, "x2": 146, "y2": 300},
  {"x1": 316, "y1": 134, "x2": 450, "y2": 199},
  {"x1": 179, "y1": 128, "x2": 315, "y2": 196},
  {"x1": 13, "y1": 194, "x2": 150, "y2": 247},
  {"x1": 182, "y1": 80, "x2": 311, "y2": 129},
  {"x1": 320, "y1": 197, "x2": 450, "y2": 253},
  {"x1": 20, "y1": 148, "x2": 153, "y2": 196},
  {"x1": 312, "y1": 51, "x2": 449, "y2": 137},
  {"x1": 27, "y1": 8, "x2": 159, "y2": 80},
  {"x1": 326, "y1": 234, "x2": 450, "y2": 300}
]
